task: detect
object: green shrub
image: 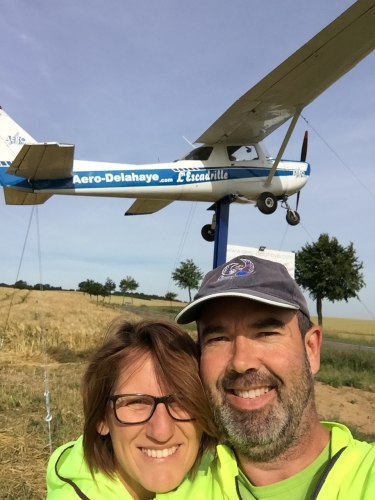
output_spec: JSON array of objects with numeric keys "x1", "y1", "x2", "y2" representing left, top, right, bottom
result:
[{"x1": 317, "y1": 346, "x2": 375, "y2": 390}]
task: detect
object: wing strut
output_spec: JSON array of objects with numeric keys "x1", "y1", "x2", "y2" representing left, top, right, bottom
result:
[{"x1": 263, "y1": 108, "x2": 301, "y2": 188}]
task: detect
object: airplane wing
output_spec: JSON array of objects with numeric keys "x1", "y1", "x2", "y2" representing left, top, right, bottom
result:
[
  {"x1": 6, "y1": 143, "x2": 74, "y2": 180},
  {"x1": 196, "y1": 0, "x2": 375, "y2": 144},
  {"x1": 4, "y1": 188, "x2": 52, "y2": 205},
  {"x1": 125, "y1": 199, "x2": 173, "y2": 216}
]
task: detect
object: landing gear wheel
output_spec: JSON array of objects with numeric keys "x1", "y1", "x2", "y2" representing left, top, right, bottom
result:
[
  {"x1": 286, "y1": 210, "x2": 300, "y2": 226},
  {"x1": 257, "y1": 192, "x2": 278, "y2": 215},
  {"x1": 201, "y1": 224, "x2": 215, "y2": 242}
]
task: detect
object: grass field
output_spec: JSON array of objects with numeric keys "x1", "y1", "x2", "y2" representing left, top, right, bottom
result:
[
  {"x1": 310, "y1": 315, "x2": 375, "y2": 345},
  {"x1": 0, "y1": 288, "x2": 374, "y2": 499},
  {"x1": 0, "y1": 288, "x2": 141, "y2": 499},
  {"x1": 316, "y1": 345, "x2": 375, "y2": 391}
]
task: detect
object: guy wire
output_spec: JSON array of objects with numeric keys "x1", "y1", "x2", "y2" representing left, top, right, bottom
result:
[
  {"x1": 278, "y1": 224, "x2": 288, "y2": 251},
  {"x1": 36, "y1": 206, "x2": 53, "y2": 455},
  {"x1": 301, "y1": 114, "x2": 375, "y2": 200},
  {"x1": 1, "y1": 206, "x2": 35, "y2": 349},
  {"x1": 166, "y1": 202, "x2": 197, "y2": 294},
  {"x1": 356, "y1": 296, "x2": 375, "y2": 321}
]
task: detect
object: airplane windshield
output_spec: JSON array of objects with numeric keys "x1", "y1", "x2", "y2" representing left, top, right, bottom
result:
[
  {"x1": 184, "y1": 146, "x2": 213, "y2": 161},
  {"x1": 227, "y1": 145, "x2": 259, "y2": 161}
]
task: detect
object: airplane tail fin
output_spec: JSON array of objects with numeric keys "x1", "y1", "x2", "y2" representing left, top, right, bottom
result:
[
  {"x1": 0, "y1": 107, "x2": 71, "y2": 206},
  {"x1": 0, "y1": 106, "x2": 36, "y2": 162},
  {"x1": 0, "y1": 107, "x2": 51, "y2": 206}
]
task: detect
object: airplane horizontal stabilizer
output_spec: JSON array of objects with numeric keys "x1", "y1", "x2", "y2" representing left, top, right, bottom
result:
[
  {"x1": 4, "y1": 188, "x2": 52, "y2": 205},
  {"x1": 125, "y1": 198, "x2": 173, "y2": 216},
  {"x1": 7, "y1": 143, "x2": 74, "y2": 180}
]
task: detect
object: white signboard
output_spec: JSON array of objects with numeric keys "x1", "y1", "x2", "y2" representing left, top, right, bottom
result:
[{"x1": 227, "y1": 244, "x2": 295, "y2": 278}]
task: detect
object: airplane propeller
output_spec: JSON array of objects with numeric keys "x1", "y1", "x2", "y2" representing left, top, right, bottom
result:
[
  {"x1": 300, "y1": 131, "x2": 308, "y2": 162},
  {"x1": 296, "y1": 131, "x2": 308, "y2": 211}
]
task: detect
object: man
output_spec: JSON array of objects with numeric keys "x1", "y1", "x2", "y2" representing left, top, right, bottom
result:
[{"x1": 174, "y1": 255, "x2": 375, "y2": 499}]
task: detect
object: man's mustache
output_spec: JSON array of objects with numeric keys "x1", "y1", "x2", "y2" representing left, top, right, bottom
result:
[{"x1": 218, "y1": 370, "x2": 283, "y2": 392}]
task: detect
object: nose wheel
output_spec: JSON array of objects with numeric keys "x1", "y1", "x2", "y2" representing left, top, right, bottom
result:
[
  {"x1": 286, "y1": 209, "x2": 300, "y2": 226},
  {"x1": 282, "y1": 196, "x2": 300, "y2": 226}
]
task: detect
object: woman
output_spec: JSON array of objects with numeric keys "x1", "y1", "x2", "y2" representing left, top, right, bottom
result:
[{"x1": 46, "y1": 318, "x2": 217, "y2": 500}]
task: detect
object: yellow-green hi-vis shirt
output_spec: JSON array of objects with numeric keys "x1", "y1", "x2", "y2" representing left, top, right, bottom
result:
[
  {"x1": 160, "y1": 422, "x2": 375, "y2": 499},
  {"x1": 237, "y1": 442, "x2": 330, "y2": 499}
]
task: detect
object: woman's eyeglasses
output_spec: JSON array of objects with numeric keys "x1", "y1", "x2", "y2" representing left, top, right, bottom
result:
[{"x1": 108, "y1": 394, "x2": 195, "y2": 425}]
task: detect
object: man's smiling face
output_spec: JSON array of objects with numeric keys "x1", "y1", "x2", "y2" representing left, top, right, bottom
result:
[{"x1": 199, "y1": 297, "x2": 319, "y2": 462}]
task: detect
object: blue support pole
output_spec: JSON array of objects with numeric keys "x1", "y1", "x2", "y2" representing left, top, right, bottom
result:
[{"x1": 212, "y1": 196, "x2": 230, "y2": 269}]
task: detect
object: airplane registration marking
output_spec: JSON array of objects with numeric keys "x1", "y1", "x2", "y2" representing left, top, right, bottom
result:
[{"x1": 293, "y1": 170, "x2": 307, "y2": 178}]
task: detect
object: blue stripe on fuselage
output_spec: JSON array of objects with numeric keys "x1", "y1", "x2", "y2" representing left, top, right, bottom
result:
[
  {"x1": 0, "y1": 164, "x2": 309, "y2": 191},
  {"x1": 32, "y1": 166, "x2": 298, "y2": 191},
  {"x1": 0, "y1": 166, "x2": 31, "y2": 189}
]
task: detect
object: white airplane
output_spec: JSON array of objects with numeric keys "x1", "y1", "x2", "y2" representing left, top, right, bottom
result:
[{"x1": 1, "y1": 1, "x2": 375, "y2": 241}]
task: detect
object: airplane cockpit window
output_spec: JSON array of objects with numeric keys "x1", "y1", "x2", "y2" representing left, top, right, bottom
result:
[
  {"x1": 184, "y1": 146, "x2": 213, "y2": 161},
  {"x1": 227, "y1": 145, "x2": 259, "y2": 161}
]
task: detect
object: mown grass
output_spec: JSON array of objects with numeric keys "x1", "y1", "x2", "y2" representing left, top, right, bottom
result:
[
  {"x1": 0, "y1": 360, "x2": 86, "y2": 499},
  {"x1": 104, "y1": 294, "x2": 186, "y2": 309},
  {"x1": 323, "y1": 332, "x2": 375, "y2": 346},
  {"x1": 124, "y1": 303, "x2": 197, "y2": 333}
]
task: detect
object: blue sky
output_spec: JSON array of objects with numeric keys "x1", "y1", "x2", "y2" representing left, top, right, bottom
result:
[{"x1": 1, "y1": 0, "x2": 374, "y2": 319}]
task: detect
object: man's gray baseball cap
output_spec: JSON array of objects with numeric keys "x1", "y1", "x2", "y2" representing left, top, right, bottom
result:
[{"x1": 175, "y1": 255, "x2": 309, "y2": 324}]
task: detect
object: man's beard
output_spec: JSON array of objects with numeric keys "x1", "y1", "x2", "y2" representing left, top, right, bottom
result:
[{"x1": 205, "y1": 350, "x2": 315, "y2": 462}]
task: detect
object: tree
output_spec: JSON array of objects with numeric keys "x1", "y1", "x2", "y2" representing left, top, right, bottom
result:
[
  {"x1": 104, "y1": 278, "x2": 116, "y2": 302},
  {"x1": 14, "y1": 280, "x2": 29, "y2": 290},
  {"x1": 33, "y1": 283, "x2": 56, "y2": 291},
  {"x1": 90, "y1": 281, "x2": 105, "y2": 302},
  {"x1": 165, "y1": 291, "x2": 177, "y2": 305},
  {"x1": 171, "y1": 259, "x2": 204, "y2": 301},
  {"x1": 119, "y1": 276, "x2": 139, "y2": 304},
  {"x1": 295, "y1": 233, "x2": 365, "y2": 326},
  {"x1": 78, "y1": 279, "x2": 95, "y2": 297},
  {"x1": 78, "y1": 279, "x2": 110, "y2": 301}
]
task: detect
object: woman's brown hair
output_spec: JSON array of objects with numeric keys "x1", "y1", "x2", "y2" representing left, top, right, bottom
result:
[{"x1": 82, "y1": 318, "x2": 217, "y2": 479}]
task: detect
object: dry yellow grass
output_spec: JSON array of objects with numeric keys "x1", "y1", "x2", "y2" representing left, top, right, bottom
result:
[
  {"x1": 0, "y1": 288, "x2": 144, "y2": 499},
  {"x1": 310, "y1": 315, "x2": 375, "y2": 343},
  {"x1": 0, "y1": 288, "x2": 141, "y2": 354},
  {"x1": 310, "y1": 315, "x2": 375, "y2": 335},
  {"x1": 0, "y1": 358, "x2": 87, "y2": 498}
]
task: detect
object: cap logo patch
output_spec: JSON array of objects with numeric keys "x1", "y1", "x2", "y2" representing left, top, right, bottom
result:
[{"x1": 219, "y1": 258, "x2": 255, "y2": 281}]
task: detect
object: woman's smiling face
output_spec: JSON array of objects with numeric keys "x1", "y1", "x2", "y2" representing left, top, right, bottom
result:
[{"x1": 99, "y1": 352, "x2": 202, "y2": 498}]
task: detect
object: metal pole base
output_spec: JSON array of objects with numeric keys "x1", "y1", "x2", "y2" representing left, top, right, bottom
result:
[{"x1": 212, "y1": 195, "x2": 230, "y2": 269}]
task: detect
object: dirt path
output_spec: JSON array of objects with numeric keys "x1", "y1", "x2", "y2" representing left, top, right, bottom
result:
[{"x1": 315, "y1": 381, "x2": 375, "y2": 435}]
